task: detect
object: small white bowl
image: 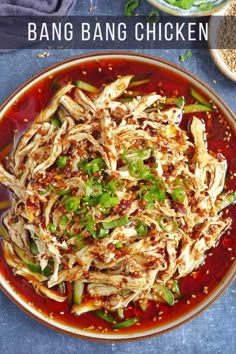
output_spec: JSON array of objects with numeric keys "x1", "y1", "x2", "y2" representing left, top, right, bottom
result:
[
  {"x1": 209, "y1": 3, "x2": 236, "y2": 82},
  {"x1": 146, "y1": 0, "x2": 233, "y2": 17}
]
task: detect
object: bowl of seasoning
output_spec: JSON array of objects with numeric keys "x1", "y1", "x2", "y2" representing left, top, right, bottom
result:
[
  {"x1": 146, "y1": 0, "x2": 233, "y2": 16},
  {"x1": 209, "y1": 1, "x2": 236, "y2": 82}
]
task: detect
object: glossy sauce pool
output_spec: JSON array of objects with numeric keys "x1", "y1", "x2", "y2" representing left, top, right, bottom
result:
[{"x1": 0, "y1": 57, "x2": 235, "y2": 336}]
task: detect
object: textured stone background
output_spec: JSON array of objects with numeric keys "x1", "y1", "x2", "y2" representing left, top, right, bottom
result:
[{"x1": 0, "y1": 1, "x2": 235, "y2": 353}]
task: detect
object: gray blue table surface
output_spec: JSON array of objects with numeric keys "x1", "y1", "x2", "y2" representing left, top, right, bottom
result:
[{"x1": 0, "y1": 1, "x2": 235, "y2": 353}]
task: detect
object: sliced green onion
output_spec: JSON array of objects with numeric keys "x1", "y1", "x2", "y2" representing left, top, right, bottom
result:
[
  {"x1": 49, "y1": 223, "x2": 57, "y2": 233},
  {"x1": 73, "y1": 234, "x2": 85, "y2": 250},
  {"x1": 50, "y1": 117, "x2": 61, "y2": 128},
  {"x1": 199, "y1": 2, "x2": 213, "y2": 11},
  {"x1": 174, "y1": 0, "x2": 194, "y2": 10},
  {"x1": 107, "y1": 179, "x2": 125, "y2": 192},
  {"x1": 128, "y1": 159, "x2": 149, "y2": 179},
  {"x1": 75, "y1": 80, "x2": 98, "y2": 93},
  {"x1": 43, "y1": 265, "x2": 52, "y2": 277},
  {"x1": 102, "y1": 216, "x2": 129, "y2": 230},
  {"x1": 97, "y1": 228, "x2": 109, "y2": 238},
  {"x1": 83, "y1": 158, "x2": 106, "y2": 175},
  {"x1": 56, "y1": 188, "x2": 71, "y2": 196},
  {"x1": 111, "y1": 316, "x2": 141, "y2": 329},
  {"x1": 85, "y1": 179, "x2": 103, "y2": 197},
  {"x1": 179, "y1": 50, "x2": 192, "y2": 63},
  {"x1": 94, "y1": 310, "x2": 114, "y2": 323},
  {"x1": 56, "y1": 156, "x2": 68, "y2": 169},
  {"x1": 184, "y1": 104, "x2": 213, "y2": 113},
  {"x1": 60, "y1": 215, "x2": 69, "y2": 225},
  {"x1": 171, "y1": 188, "x2": 187, "y2": 203},
  {"x1": 64, "y1": 196, "x2": 80, "y2": 213},
  {"x1": 135, "y1": 220, "x2": 148, "y2": 237},
  {"x1": 115, "y1": 242, "x2": 123, "y2": 249},
  {"x1": 30, "y1": 240, "x2": 38, "y2": 255},
  {"x1": 100, "y1": 193, "x2": 119, "y2": 208},
  {"x1": 158, "y1": 216, "x2": 178, "y2": 233},
  {"x1": 125, "y1": 0, "x2": 140, "y2": 16},
  {"x1": 146, "y1": 9, "x2": 160, "y2": 23},
  {"x1": 176, "y1": 96, "x2": 186, "y2": 108}
]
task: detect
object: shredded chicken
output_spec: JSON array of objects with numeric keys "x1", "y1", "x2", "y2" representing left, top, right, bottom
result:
[{"x1": 0, "y1": 75, "x2": 234, "y2": 318}]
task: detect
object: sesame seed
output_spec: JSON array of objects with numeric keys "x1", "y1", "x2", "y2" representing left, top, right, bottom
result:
[
  {"x1": 82, "y1": 71, "x2": 87, "y2": 75},
  {"x1": 212, "y1": 80, "x2": 217, "y2": 84}
]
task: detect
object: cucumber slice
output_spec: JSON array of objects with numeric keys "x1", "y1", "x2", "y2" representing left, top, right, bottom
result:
[
  {"x1": 190, "y1": 87, "x2": 211, "y2": 107},
  {"x1": 73, "y1": 280, "x2": 84, "y2": 305},
  {"x1": 153, "y1": 284, "x2": 175, "y2": 306},
  {"x1": 75, "y1": 80, "x2": 98, "y2": 93}
]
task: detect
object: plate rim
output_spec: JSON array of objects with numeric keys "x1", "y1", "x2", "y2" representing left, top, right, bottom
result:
[{"x1": 0, "y1": 51, "x2": 235, "y2": 341}]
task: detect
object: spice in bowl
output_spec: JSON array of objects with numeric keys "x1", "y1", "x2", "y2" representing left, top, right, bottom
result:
[{"x1": 217, "y1": 1, "x2": 236, "y2": 74}]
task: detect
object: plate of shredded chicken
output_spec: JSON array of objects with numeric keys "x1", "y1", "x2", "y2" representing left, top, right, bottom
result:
[{"x1": 0, "y1": 53, "x2": 235, "y2": 340}]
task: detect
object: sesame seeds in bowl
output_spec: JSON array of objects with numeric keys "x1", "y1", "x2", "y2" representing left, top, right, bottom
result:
[{"x1": 209, "y1": 1, "x2": 236, "y2": 82}]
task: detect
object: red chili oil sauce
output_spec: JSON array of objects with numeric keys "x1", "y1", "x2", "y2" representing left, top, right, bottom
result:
[{"x1": 0, "y1": 58, "x2": 235, "y2": 335}]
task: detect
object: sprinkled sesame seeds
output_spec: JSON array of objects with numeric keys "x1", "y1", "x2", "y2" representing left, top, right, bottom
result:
[
  {"x1": 82, "y1": 71, "x2": 87, "y2": 75},
  {"x1": 37, "y1": 51, "x2": 50, "y2": 59}
]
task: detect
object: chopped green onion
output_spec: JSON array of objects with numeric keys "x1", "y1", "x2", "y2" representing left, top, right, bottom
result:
[
  {"x1": 174, "y1": 0, "x2": 194, "y2": 10},
  {"x1": 50, "y1": 117, "x2": 61, "y2": 128},
  {"x1": 158, "y1": 216, "x2": 178, "y2": 233},
  {"x1": 97, "y1": 228, "x2": 109, "y2": 238},
  {"x1": 56, "y1": 156, "x2": 68, "y2": 169},
  {"x1": 135, "y1": 220, "x2": 148, "y2": 237},
  {"x1": 184, "y1": 104, "x2": 213, "y2": 113},
  {"x1": 75, "y1": 80, "x2": 98, "y2": 93},
  {"x1": 43, "y1": 265, "x2": 52, "y2": 277},
  {"x1": 73, "y1": 234, "x2": 85, "y2": 250},
  {"x1": 111, "y1": 316, "x2": 141, "y2": 329},
  {"x1": 146, "y1": 9, "x2": 160, "y2": 23},
  {"x1": 107, "y1": 179, "x2": 125, "y2": 192},
  {"x1": 30, "y1": 240, "x2": 38, "y2": 255},
  {"x1": 64, "y1": 196, "x2": 80, "y2": 213},
  {"x1": 179, "y1": 50, "x2": 192, "y2": 63},
  {"x1": 128, "y1": 159, "x2": 149, "y2": 179},
  {"x1": 115, "y1": 242, "x2": 123, "y2": 249},
  {"x1": 85, "y1": 179, "x2": 103, "y2": 197},
  {"x1": 102, "y1": 216, "x2": 129, "y2": 230},
  {"x1": 60, "y1": 215, "x2": 69, "y2": 225},
  {"x1": 171, "y1": 188, "x2": 186, "y2": 203},
  {"x1": 125, "y1": 0, "x2": 140, "y2": 16},
  {"x1": 100, "y1": 193, "x2": 119, "y2": 208},
  {"x1": 83, "y1": 158, "x2": 106, "y2": 175},
  {"x1": 94, "y1": 310, "x2": 114, "y2": 323},
  {"x1": 199, "y1": 2, "x2": 213, "y2": 11},
  {"x1": 176, "y1": 96, "x2": 186, "y2": 108},
  {"x1": 49, "y1": 223, "x2": 57, "y2": 233}
]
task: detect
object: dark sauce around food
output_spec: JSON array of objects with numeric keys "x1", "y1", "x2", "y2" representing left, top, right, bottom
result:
[{"x1": 0, "y1": 58, "x2": 235, "y2": 335}]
